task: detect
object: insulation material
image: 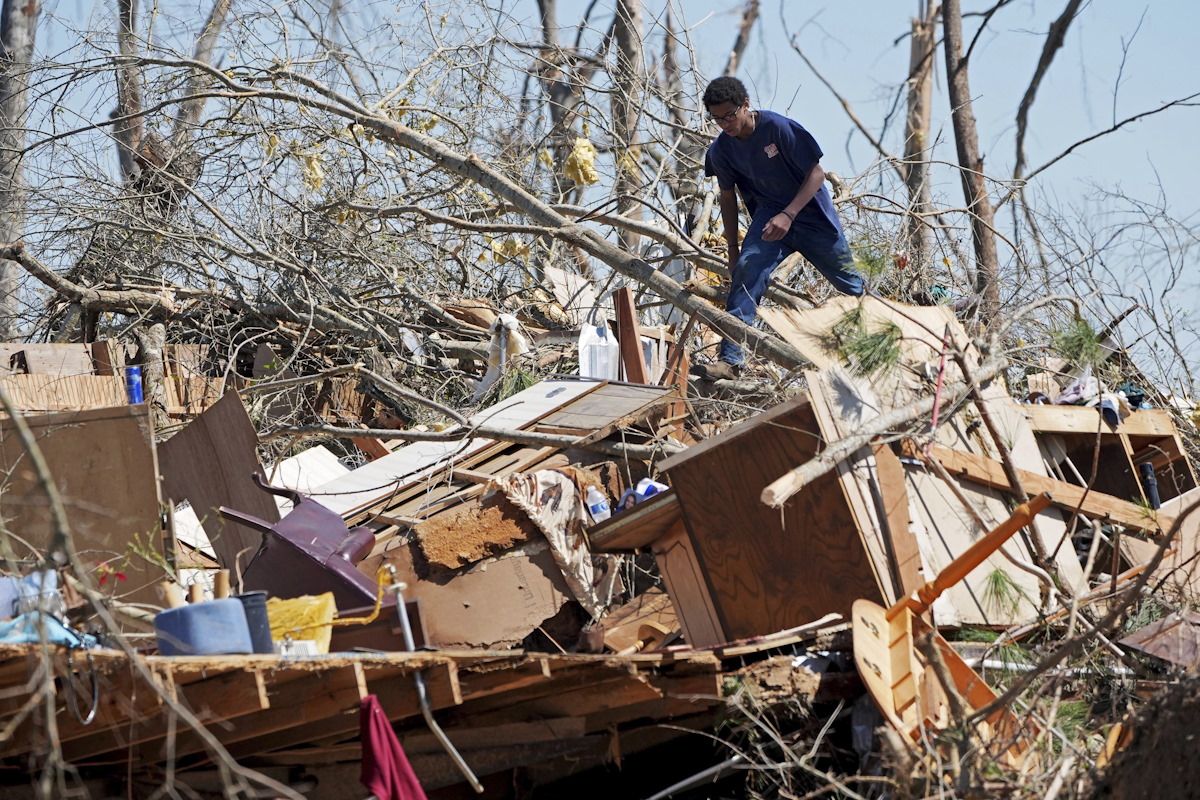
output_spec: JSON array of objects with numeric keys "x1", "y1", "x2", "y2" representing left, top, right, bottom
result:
[
  {"x1": 267, "y1": 592, "x2": 336, "y2": 654},
  {"x1": 564, "y1": 137, "x2": 599, "y2": 186},
  {"x1": 494, "y1": 470, "x2": 615, "y2": 618},
  {"x1": 414, "y1": 493, "x2": 541, "y2": 571}
]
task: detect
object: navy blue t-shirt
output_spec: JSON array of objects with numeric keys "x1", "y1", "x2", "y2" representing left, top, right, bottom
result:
[{"x1": 704, "y1": 109, "x2": 841, "y2": 233}]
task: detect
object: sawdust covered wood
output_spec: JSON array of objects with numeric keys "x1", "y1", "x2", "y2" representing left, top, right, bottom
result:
[{"x1": 414, "y1": 492, "x2": 540, "y2": 571}]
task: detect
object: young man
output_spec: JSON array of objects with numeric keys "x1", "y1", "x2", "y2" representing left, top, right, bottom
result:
[{"x1": 695, "y1": 76, "x2": 864, "y2": 381}]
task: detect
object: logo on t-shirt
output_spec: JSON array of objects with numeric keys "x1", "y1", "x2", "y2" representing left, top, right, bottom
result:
[{"x1": 764, "y1": 143, "x2": 779, "y2": 158}]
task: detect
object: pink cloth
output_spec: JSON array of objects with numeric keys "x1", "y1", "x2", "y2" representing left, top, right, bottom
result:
[{"x1": 360, "y1": 694, "x2": 427, "y2": 800}]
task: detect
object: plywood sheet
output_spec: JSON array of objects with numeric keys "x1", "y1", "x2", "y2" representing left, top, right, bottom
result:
[
  {"x1": 157, "y1": 392, "x2": 278, "y2": 572},
  {"x1": 902, "y1": 464, "x2": 1073, "y2": 627},
  {"x1": 0, "y1": 375, "x2": 124, "y2": 414},
  {"x1": 805, "y1": 369, "x2": 896, "y2": 604},
  {"x1": 760, "y1": 295, "x2": 976, "y2": 410},
  {"x1": 15, "y1": 343, "x2": 95, "y2": 375},
  {"x1": 0, "y1": 405, "x2": 163, "y2": 608},
  {"x1": 661, "y1": 393, "x2": 883, "y2": 641},
  {"x1": 314, "y1": 379, "x2": 601, "y2": 517}
]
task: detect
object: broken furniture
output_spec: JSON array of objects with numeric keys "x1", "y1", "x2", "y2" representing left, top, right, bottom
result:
[
  {"x1": 853, "y1": 494, "x2": 1051, "y2": 768},
  {"x1": 218, "y1": 474, "x2": 428, "y2": 652},
  {"x1": 219, "y1": 474, "x2": 383, "y2": 612},
  {"x1": 590, "y1": 392, "x2": 889, "y2": 648}
]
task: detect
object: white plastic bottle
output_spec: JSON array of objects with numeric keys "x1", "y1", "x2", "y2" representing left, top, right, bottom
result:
[{"x1": 586, "y1": 485, "x2": 611, "y2": 523}]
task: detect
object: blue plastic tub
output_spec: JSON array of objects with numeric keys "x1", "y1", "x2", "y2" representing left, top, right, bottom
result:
[{"x1": 155, "y1": 598, "x2": 254, "y2": 656}]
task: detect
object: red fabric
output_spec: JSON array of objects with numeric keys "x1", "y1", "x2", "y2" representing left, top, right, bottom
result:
[{"x1": 360, "y1": 694, "x2": 428, "y2": 800}]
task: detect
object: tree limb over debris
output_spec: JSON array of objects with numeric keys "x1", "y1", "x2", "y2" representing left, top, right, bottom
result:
[
  {"x1": 0, "y1": 242, "x2": 176, "y2": 317},
  {"x1": 249, "y1": 364, "x2": 685, "y2": 460},
  {"x1": 760, "y1": 351, "x2": 1007, "y2": 508}
]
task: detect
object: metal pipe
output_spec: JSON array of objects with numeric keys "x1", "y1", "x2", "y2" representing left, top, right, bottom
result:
[
  {"x1": 392, "y1": 582, "x2": 484, "y2": 794},
  {"x1": 643, "y1": 754, "x2": 744, "y2": 800}
]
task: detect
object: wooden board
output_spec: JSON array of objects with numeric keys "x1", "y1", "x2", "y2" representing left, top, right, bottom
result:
[
  {"x1": 873, "y1": 441, "x2": 923, "y2": 595},
  {"x1": 1023, "y1": 404, "x2": 1178, "y2": 437},
  {"x1": 660, "y1": 393, "x2": 884, "y2": 642},
  {"x1": 157, "y1": 391, "x2": 278, "y2": 572},
  {"x1": 0, "y1": 374, "x2": 124, "y2": 413},
  {"x1": 614, "y1": 287, "x2": 649, "y2": 384},
  {"x1": 805, "y1": 369, "x2": 896, "y2": 604},
  {"x1": 587, "y1": 489, "x2": 681, "y2": 552},
  {"x1": 650, "y1": 521, "x2": 724, "y2": 647},
  {"x1": 0, "y1": 405, "x2": 164, "y2": 609},
  {"x1": 929, "y1": 443, "x2": 1171, "y2": 533},
  {"x1": 15, "y1": 343, "x2": 96, "y2": 375}
]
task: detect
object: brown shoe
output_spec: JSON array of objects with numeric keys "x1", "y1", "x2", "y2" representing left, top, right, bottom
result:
[{"x1": 689, "y1": 361, "x2": 741, "y2": 382}]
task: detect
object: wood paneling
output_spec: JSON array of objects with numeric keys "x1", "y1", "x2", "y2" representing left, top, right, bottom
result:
[
  {"x1": 661, "y1": 394, "x2": 883, "y2": 642},
  {"x1": 0, "y1": 405, "x2": 164, "y2": 608}
]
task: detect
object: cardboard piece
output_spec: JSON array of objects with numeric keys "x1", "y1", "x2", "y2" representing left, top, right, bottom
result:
[
  {"x1": 158, "y1": 392, "x2": 279, "y2": 572},
  {"x1": 360, "y1": 541, "x2": 573, "y2": 649},
  {"x1": 0, "y1": 405, "x2": 164, "y2": 608}
]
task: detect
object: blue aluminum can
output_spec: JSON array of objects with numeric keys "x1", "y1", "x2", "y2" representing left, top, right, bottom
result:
[{"x1": 124, "y1": 365, "x2": 144, "y2": 404}]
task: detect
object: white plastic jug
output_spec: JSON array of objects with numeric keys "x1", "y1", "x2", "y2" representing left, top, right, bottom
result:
[{"x1": 578, "y1": 312, "x2": 619, "y2": 381}]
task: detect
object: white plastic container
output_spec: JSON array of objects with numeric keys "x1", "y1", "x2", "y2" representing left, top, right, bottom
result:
[
  {"x1": 578, "y1": 315, "x2": 619, "y2": 380},
  {"x1": 586, "y1": 485, "x2": 612, "y2": 523}
]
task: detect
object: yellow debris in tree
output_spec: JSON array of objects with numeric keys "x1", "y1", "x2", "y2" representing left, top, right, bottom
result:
[
  {"x1": 617, "y1": 146, "x2": 640, "y2": 175},
  {"x1": 564, "y1": 137, "x2": 599, "y2": 186}
]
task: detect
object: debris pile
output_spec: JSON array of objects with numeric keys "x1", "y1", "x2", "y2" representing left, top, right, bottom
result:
[{"x1": 0, "y1": 294, "x2": 1196, "y2": 799}]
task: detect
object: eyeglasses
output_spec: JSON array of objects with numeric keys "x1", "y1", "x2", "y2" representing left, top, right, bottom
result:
[{"x1": 708, "y1": 109, "x2": 740, "y2": 124}]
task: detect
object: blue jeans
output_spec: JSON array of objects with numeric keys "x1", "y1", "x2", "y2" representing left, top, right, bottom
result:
[{"x1": 718, "y1": 217, "x2": 864, "y2": 365}]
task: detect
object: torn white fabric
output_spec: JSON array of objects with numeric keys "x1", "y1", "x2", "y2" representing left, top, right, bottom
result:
[
  {"x1": 494, "y1": 470, "x2": 613, "y2": 618},
  {"x1": 471, "y1": 314, "x2": 532, "y2": 402}
]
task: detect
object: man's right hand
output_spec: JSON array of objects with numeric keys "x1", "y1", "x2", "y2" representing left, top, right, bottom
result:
[{"x1": 727, "y1": 245, "x2": 739, "y2": 273}]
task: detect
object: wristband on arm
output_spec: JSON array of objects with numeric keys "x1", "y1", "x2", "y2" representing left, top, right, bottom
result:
[{"x1": 780, "y1": 209, "x2": 795, "y2": 220}]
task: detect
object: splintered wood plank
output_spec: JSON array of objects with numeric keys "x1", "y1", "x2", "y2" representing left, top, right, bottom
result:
[
  {"x1": 588, "y1": 489, "x2": 681, "y2": 552},
  {"x1": 157, "y1": 391, "x2": 277, "y2": 571},
  {"x1": 873, "y1": 442, "x2": 923, "y2": 595},
  {"x1": 660, "y1": 393, "x2": 884, "y2": 643},
  {"x1": 62, "y1": 668, "x2": 271, "y2": 763},
  {"x1": 220, "y1": 661, "x2": 460, "y2": 761},
  {"x1": 584, "y1": 672, "x2": 722, "y2": 731},
  {"x1": 137, "y1": 664, "x2": 369, "y2": 766},
  {"x1": 614, "y1": 287, "x2": 650, "y2": 384},
  {"x1": 928, "y1": 443, "x2": 1170, "y2": 533}
]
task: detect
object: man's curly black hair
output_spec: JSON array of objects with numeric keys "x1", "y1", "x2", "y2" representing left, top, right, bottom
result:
[{"x1": 702, "y1": 76, "x2": 749, "y2": 109}]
